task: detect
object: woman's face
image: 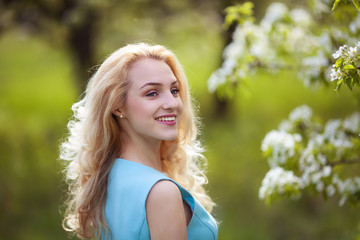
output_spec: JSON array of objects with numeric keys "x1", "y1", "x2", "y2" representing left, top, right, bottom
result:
[{"x1": 121, "y1": 58, "x2": 183, "y2": 142}]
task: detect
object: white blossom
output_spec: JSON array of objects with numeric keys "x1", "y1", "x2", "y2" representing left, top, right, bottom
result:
[
  {"x1": 289, "y1": 105, "x2": 313, "y2": 123},
  {"x1": 237, "y1": 68, "x2": 247, "y2": 79},
  {"x1": 322, "y1": 166, "x2": 332, "y2": 177},
  {"x1": 348, "y1": 46, "x2": 358, "y2": 58},
  {"x1": 333, "y1": 176, "x2": 360, "y2": 205},
  {"x1": 208, "y1": 69, "x2": 227, "y2": 93},
  {"x1": 340, "y1": 178, "x2": 358, "y2": 194},
  {"x1": 343, "y1": 112, "x2": 360, "y2": 133},
  {"x1": 332, "y1": 45, "x2": 348, "y2": 59},
  {"x1": 317, "y1": 153, "x2": 327, "y2": 165},
  {"x1": 312, "y1": 172, "x2": 323, "y2": 183},
  {"x1": 331, "y1": 132, "x2": 353, "y2": 149},
  {"x1": 323, "y1": 119, "x2": 353, "y2": 151},
  {"x1": 261, "y1": 2, "x2": 288, "y2": 31},
  {"x1": 349, "y1": 14, "x2": 360, "y2": 33},
  {"x1": 300, "y1": 153, "x2": 331, "y2": 190},
  {"x1": 332, "y1": 173, "x2": 342, "y2": 187},
  {"x1": 311, "y1": 0, "x2": 331, "y2": 15},
  {"x1": 278, "y1": 120, "x2": 292, "y2": 132},
  {"x1": 223, "y1": 28, "x2": 245, "y2": 60},
  {"x1": 320, "y1": 31, "x2": 332, "y2": 53},
  {"x1": 261, "y1": 130, "x2": 301, "y2": 152},
  {"x1": 299, "y1": 137, "x2": 329, "y2": 187},
  {"x1": 286, "y1": 27, "x2": 308, "y2": 51},
  {"x1": 302, "y1": 53, "x2": 329, "y2": 69},
  {"x1": 330, "y1": 68, "x2": 342, "y2": 81},
  {"x1": 249, "y1": 37, "x2": 270, "y2": 59},
  {"x1": 326, "y1": 184, "x2": 336, "y2": 196},
  {"x1": 241, "y1": 21, "x2": 259, "y2": 36},
  {"x1": 222, "y1": 58, "x2": 237, "y2": 76},
  {"x1": 259, "y1": 167, "x2": 303, "y2": 200},
  {"x1": 290, "y1": 8, "x2": 313, "y2": 27},
  {"x1": 316, "y1": 181, "x2": 324, "y2": 192},
  {"x1": 324, "y1": 120, "x2": 341, "y2": 138},
  {"x1": 240, "y1": 22, "x2": 276, "y2": 62},
  {"x1": 261, "y1": 130, "x2": 302, "y2": 167}
]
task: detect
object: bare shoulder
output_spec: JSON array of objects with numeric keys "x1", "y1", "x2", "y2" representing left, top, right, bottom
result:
[
  {"x1": 146, "y1": 180, "x2": 187, "y2": 240},
  {"x1": 147, "y1": 180, "x2": 182, "y2": 202}
]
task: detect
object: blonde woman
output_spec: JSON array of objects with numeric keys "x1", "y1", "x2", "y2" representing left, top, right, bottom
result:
[{"x1": 60, "y1": 43, "x2": 218, "y2": 240}]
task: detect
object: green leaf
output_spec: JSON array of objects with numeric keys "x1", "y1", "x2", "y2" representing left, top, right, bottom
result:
[
  {"x1": 224, "y1": 13, "x2": 237, "y2": 28},
  {"x1": 343, "y1": 64, "x2": 356, "y2": 70},
  {"x1": 335, "y1": 58, "x2": 344, "y2": 68},
  {"x1": 332, "y1": 0, "x2": 342, "y2": 11},
  {"x1": 354, "y1": 75, "x2": 360, "y2": 85},
  {"x1": 343, "y1": 59, "x2": 352, "y2": 65},
  {"x1": 335, "y1": 79, "x2": 343, "y2": 91},
  {"x1": 353, "y1": 0, "x2": 360, "y2": 11},
  {"x1": 345, "y1": 77, "x2": 353, "y2": 90},
  {"x1": 223, "y1": 2, "x2": 254, "y2": 29}
]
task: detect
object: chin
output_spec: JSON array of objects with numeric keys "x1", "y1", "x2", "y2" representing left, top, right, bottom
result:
[
  {"x1": 161, "y1": 136, "x2": 178, "y2": 141},
  {"x1": 159, "y1": 132, "x2": 178, "y2": 141}
]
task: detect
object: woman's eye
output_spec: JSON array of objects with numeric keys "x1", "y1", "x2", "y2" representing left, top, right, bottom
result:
[
  {"x1": 171, "y1": 88, "x2": 180, "y2": 95},
  {"x1": 146, "y1": 91, "x2": 158, "y2": 97}
]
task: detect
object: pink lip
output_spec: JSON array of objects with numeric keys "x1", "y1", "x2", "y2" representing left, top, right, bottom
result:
[{"x1": 155, "y1": 114, "x2": 177, "y2": 126}]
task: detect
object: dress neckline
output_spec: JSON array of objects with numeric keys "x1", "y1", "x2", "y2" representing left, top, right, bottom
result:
[{"x1": 115, "y1": 158, "x2": 169, "y2": 176}]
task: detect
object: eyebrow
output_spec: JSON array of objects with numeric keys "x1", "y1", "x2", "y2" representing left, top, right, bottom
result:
[{"x1": 139, "y1": 80, "x2": 178, "y2": 89}]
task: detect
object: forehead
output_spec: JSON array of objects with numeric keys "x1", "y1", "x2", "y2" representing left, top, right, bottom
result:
[{"x1": 127, "y1": 58, "x2": 177, "y2": 86}]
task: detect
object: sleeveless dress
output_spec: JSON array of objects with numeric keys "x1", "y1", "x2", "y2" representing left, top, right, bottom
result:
[{"x1": 101, "y1": 158, "x2": 218, "y2": 240}]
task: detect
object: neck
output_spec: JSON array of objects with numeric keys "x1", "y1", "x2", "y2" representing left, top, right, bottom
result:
[{"x1": 119, "y1": 132, "x2": 163, "y2": 172}]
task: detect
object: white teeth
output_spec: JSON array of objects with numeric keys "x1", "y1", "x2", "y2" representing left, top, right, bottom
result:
[{"x1": 156, "y1": 116, "x2": 175, "y2": 121}]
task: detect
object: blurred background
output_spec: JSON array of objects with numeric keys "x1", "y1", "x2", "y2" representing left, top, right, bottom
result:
[{"x1": 0, "y1": 0, "x2": 359, "y2": 239}]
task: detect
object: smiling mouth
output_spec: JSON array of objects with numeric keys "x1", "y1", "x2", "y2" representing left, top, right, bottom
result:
[{"x1": 155, "y1": 116, "x2": 176, "y2": 122}]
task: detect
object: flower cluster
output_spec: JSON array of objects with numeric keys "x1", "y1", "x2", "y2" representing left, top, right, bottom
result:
[
  {"x1": 208, "y1": 2, "x2": 318, "y2": 97},
  {"x1": 261, "y1": 130, "x2": 302, "y2": 168},
  {"x1": 208, "y1": 1, "x2": 360, "y2": 99},
  {"x1": 330, "y1": 42, "x2": 360, "y2": 90},
  {"x1": 259, "y1": 167, "x2": 303, "y2": 203},
  {"x1": 259, "y1": 105, "x2": 360, "y2": 205}
]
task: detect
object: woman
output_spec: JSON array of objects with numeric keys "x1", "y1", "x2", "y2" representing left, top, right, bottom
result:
[{"x1": 60, "y1": 43, "x2": 218, "y2": 240}]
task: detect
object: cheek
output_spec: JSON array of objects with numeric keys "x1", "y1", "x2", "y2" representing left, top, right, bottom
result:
[{"x1": 126, "y1": 98, "x2": 148, "y2": 118}]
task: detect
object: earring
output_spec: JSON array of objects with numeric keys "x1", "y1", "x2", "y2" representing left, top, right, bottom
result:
[{"x1": 119, "y1": 114, "x2": 124, "y2": 119}]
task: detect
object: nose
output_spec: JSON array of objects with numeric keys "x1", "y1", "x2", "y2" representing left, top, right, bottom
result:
[{"x1": 162, "y1": 92, "x2": 178, "y2": 110}]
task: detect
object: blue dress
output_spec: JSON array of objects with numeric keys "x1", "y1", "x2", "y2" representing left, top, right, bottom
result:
[{"x1": 101, "y1": 158, "x2": 218, "y2": 240}]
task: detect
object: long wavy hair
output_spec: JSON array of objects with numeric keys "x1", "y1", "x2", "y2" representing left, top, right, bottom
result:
[{"x1": 60, "y1": 42, "x2": 215, "y2": 239}]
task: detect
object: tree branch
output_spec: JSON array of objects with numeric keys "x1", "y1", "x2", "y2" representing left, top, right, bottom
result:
[{"x1": 329, "y1": 157, "x2": 360, "y2": 167}]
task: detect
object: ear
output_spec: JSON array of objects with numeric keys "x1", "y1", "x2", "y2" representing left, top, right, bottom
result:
[{"x1": 112, "y1": 108, "x2": 124, "y2": 118}]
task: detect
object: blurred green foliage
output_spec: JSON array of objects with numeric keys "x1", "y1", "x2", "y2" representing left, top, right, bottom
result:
[
  {"x1": 0, "y1": 31, "x2": 76, "y2": 239},
  {"x1": 333, "y1": 0, "x2": 360, "y2": 11},
  {"x1": 1, "y1": 1, "x2": 360, "y2": 240}
]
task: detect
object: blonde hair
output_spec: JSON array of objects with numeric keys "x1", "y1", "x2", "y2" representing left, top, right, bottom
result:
[{"x1": 60, "y1": 42, "x2": 215, "y2": 239}]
